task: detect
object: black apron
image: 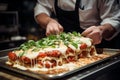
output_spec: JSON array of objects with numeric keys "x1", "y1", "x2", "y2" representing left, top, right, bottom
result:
[{"x1": 54, "y1": 0, "x2": 83, "y2": 33}]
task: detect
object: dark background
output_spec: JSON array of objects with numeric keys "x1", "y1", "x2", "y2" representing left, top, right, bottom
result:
[{"x1": 0, "y1": 0, "x2": 45, "y2": 50}]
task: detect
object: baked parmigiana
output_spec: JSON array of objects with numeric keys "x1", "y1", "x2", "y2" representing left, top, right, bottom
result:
[{"x1": 6, "y1": 32, "x2": 98, "y2": 74}]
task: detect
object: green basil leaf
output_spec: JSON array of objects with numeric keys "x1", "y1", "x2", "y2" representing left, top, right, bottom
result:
[
  {"x1": 19, "y1": 51, "x2": 25, "y2": 57},
  {"x1": 71, "y1": 42, "x2": 78, "y2": 49}
]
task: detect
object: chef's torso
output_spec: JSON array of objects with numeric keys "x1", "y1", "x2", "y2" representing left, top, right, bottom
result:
[
  {"x1": 35, "y1": 0, "x2": 120, "y2": 31},
  {"x1": 52, "y1": 0, "x2": 101, "y2": 29}
]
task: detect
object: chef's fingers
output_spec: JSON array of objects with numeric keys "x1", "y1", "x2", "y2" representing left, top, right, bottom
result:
[
  {"x1": 46, "y1": 25, "x2": 53, "y2": 36},
  {"x1": 51, "y1": 24, "x2": 63, "y2": 35},
  {"x1": 81, "y1": 26, "x2": 95, "y2": 37},
  {"x1": 84, "y1": 26, "x2": 102, "y2": 44},
  {"x1": 87, "y1": 31, "x2": 102, "y2": 44},
  {"x1": 58, "y1": 24, "x2": 64, "y2": 33},
  {"x1": 46, "y1": 23, "x2": 63, "y2": 36}
]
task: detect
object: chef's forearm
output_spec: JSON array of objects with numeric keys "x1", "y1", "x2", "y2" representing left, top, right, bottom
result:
[
  {"x1": 99, "y1": 23, "x2": 116, "y2": 40},
  {"x1": 36, "y1": 13, "x2": 52, "y2": 29}
]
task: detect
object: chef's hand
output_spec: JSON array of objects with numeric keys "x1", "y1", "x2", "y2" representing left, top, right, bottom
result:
[
  {"x1": 82, "y1": 24, "x2": 116, "y2": 45},
  {"x1": 36, "y1": 13, "x2": 63, "y2": 36},
  {"x1": 46, "y1": 19, "x2": 63, "y2": 36},
  {"x1": 81, "y1": 26, "x2": 103, "y2": 45}
]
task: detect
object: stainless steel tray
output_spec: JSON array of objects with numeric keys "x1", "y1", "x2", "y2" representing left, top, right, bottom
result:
[{"x1": 0, "y1": 48, "x2": 120, "y2": 80}]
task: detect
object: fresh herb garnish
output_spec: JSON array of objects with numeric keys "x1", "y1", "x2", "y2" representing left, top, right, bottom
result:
[
  {"x1": 19, "y1": 51, "x2": 26, "y2": 57},
  {"x1": 18, "y1": 31, "x2": 83, "y2": 50}
]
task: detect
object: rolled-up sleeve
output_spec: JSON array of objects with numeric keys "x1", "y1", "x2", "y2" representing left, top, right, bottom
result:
[
  {"x1": 34, "y1": 0, "x2": 53, "y2": 17},
  {"x1": 99, "y1": 0, "x2": 120, "y2": 40}
]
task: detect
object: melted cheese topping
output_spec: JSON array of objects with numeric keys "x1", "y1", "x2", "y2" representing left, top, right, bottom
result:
[
  {"x1": 79, "y1": 37, "x2": 92, "y2": 47},
  {"x1": 22, "y1": 42, "x2": 68, "y2": 59},
  {"x1": 24, "y1": 52, "x2": 39, "y2": 59},
  {"x1": 7, "y1": 32, "x2": 98, "y2": 74}
]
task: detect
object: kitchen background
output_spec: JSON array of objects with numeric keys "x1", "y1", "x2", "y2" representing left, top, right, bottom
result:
[{"x1": 0, "y1": 0, "x2": 46, "y2": 50}]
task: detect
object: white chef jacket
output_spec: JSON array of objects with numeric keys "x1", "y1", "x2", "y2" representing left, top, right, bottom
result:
[{"x1": 34, "y1": 0, "x2": 120, "y2": 40}]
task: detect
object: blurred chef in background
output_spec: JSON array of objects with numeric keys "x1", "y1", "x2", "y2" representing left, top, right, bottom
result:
[{"x1": 34, "y1": 0, "x2": 120, "y2": 48}]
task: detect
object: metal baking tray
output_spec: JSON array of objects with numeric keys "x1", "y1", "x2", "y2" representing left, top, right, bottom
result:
[{"x1": 0, "y1": 48, "x2": 120, "y2": 80}]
